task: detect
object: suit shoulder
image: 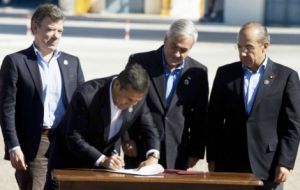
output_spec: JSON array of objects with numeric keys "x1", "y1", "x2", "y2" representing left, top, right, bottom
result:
[
  {"x1": 185, "y1": 56, "x2": 207, "y2": 71},
  {"x1": 271, "y1": 61, "x2": 297, "y2": 74},
  {"x1": 59, "y1": 52, "x2": 80, "y2": 65},
  {"x1": 212, "y1": 62, "x2": 243, "y2": 83},
  {"x1": 60, "y1": 51, "x2": 78, "y2": 59},
  {"x1": 1, "y1": 48, "x2": 35, "y2": 69},
  {"x1": 3, "y1": 47, "x2": 31, "y2": 60},
  {"x1": 129, "y1": 48, "x2": 160, "y2": 63},
  {"x1": 131, "y1": 49, "x2": 158, "y2": 59},
  {"x1": 73, "y1": 76, "x2": 112, "y2": 108},
  {"x1": 217, "y1": 62, "x2": 241, "y2": 72},
  {"x1": 77, "y1": 76, "x2": 112, "y2": 95},
  {"x1": 128, "y1": 49, "x2": 161, "y2": 71}
]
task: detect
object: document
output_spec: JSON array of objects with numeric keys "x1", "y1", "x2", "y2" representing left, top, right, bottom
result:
[{"x1": 105, "y1": 164, "x2": 164, "y2": 176}]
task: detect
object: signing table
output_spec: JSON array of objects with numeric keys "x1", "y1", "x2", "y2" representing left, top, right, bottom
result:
[{"x1": 53, "y1": 169, "x2": 263, "y2": 190}]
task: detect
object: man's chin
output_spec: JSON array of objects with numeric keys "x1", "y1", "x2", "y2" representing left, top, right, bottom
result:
[
  {"x1": 45, "y1": 46, "x2": 57, "y2": 52},
  {"x1": 47, "y1": 43, "x2": 58, "y2": 49},
  {"x1": 170, "y1": 61, "x2": 181, "y2": 67}
]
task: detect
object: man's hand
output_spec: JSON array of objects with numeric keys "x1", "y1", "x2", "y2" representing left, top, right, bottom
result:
[
  {"x1": 208, "y1": 161, "x2": 215, "y2": 172},
  {"x1": 274, "y1": 165, "x2": 290, "y2": 183},
  {"x1": 101, "y1": 154, "x2": 125, "y2": 170},
  {"x1": 122, "y1": 140, "x2": 138, "y2": 157},
  {"x1": 138, "y1": 155, "x2": 158, "y2": 169},
  {"x1": 10, "y1": 149, "x2": 27, "y2": 170}
]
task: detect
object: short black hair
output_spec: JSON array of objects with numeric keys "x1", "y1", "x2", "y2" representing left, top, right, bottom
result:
[{"x1": 117, "y1": 64, "x2": 149, "y2": 93}]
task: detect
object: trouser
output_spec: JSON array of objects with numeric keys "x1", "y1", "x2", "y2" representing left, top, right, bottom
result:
[
  {"x1": 44, "y1": 170, "x2": 59, "y2": 190},
  {"x1": 15, "y1": 136, "x2": 50, "y2": 190}
]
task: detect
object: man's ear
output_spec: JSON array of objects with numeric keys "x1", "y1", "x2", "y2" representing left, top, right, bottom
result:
[
  {"x1": 113, "y1": 79, "x2": 121, "y2": 91},
  {"x1": 31, "y1": 21, "x2": 37, "y2": 35},
  {"x1": 263, "y1": 42, "x2": 270, "y2": 53},
  {"x1": 163, "y1": 34, "x2": 168, "y2": 44}
]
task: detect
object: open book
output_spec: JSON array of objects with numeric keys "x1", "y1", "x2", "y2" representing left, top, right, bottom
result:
[{"x1": 105, "y1": 164, "x2": 164, "y2": 176}]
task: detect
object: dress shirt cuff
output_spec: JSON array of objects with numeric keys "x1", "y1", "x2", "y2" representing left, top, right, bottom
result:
[
  {"x1": 94, "y1": 155, "x2": 106, "y2": 167},
  {"x1": 9, "y1": 146, "x2": 21, "y2": 153},
  {"x1": 146, "y1": 149, "x2": 160, "y2": 159}
]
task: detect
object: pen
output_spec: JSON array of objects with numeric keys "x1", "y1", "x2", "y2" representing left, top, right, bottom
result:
[
  {"x1": 112, "y1": 149, "x2": 125, "y2": 169},
  {"x1": 112, "y1": 149, "x2": 119, "y2": 155}
]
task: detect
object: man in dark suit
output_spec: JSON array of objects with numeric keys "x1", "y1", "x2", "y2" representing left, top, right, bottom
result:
[
  {"x1": 45, "y1": 64, "x2": 160, "y2": 190},
  {"x1": 207, "y1": 22, "x2": 300, "y2": 190},
  {"x1": 123, "y1": 19, "x2": 208, "y2": 169},
  {"x1": 0, "y1": 4, "x2": 84, "y2": 190}
]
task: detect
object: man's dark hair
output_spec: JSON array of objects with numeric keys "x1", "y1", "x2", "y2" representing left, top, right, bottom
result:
[
  {"x1": 117, "y1": 64, "x2": 149, "y2": 93},
  {"x1": 31, "y1": 3, "x2": 65, "y2": 26}
]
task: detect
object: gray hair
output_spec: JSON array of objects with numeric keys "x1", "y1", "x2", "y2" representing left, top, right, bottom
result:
[
  {"x1": 31, "y1": 3, "x2": 65, "y2": 26},
  {"x1": 166, "y1": 19, "x2": 198, "y2": 44},
  {"x1": 118, "y1": 64, "x2": 149, "y2": 93},
  {"x1": 239, "y1": 22, "x2": 271, "y2": 44}
]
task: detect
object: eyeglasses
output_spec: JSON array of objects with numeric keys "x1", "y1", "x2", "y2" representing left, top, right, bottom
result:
[{"x1": 235, "y1": 44, "x2": 259, "y2": 53}]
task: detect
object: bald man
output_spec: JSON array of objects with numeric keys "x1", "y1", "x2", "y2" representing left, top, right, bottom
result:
[{"x1": 207, "y1": 22, "x2": 300, "y2": 190}]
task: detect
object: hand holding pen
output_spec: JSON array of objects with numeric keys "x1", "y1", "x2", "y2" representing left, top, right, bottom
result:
[{"x1": 101, "y1": 150, "x2": 125, "y2": 170}]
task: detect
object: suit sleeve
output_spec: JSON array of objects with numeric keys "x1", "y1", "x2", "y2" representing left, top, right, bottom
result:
[
  {"x1": 76, "y1": 57, "x2": 85, "y2": 86},
  {"x1": 206, "y1": 68, "x2": 226, "y2": 162},
  {"x1": 277, "y1": 71, "x2": 300, "y2": 169},
  {"x1": 64, "y1": 91, "x2": 103, "y2": 166},
  {"x1": 0, "y1": 55, "x2": 20, "y2": 150},
  {"x1": 135, "y1": 101, "x2": 160, "y2": 153}
]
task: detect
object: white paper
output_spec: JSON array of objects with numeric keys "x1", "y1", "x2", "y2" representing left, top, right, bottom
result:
[{"x1": 105, "y1": 164, "x2": 164, "y2": 176}]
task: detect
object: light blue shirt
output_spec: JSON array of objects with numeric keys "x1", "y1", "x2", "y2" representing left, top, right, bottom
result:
[
  {"x1": 243, "y1": 57, "x2": 268, "y2": 113},
  {"x1": 33, "y1": 44, "x2": 66, "y2": 129},
  {"x1": 163, "y1": 53, "x2": 185, "y2": 106}
]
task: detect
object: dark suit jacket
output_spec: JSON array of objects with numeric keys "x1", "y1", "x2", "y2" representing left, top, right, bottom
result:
[
  {"x1": 207, "y1": 59, "x2": 300, "y2": 180},
  {"x1": 0, "y1": 45, "x2": 85, "y2": 162},
  {"x1": 48, "y1": 77, "x2": 160, "y2": 169},
  {"x1": 126, "y1": 46, "x2": 209, "y2": 169}
]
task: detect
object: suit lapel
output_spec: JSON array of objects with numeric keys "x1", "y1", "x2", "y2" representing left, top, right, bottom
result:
[
  {"x1": 250, "y1": 60, "x2": 275, "y2": 113},
  {"x1": 24, "y1": 46, "x2": 43, "y2": 102},
  {"x1": 147, "y1": 47, "x2": 167, "y2": 109},
  {"x1": 236, "y1": 65, "x2": 246, "y2": 113},
  {"x1": 98, "y1": 82, "x2": 111, "y2": 143},
  {"x1": 229, "y1": 62, "x2": 247, "y2": 114},
  {"x1": 167, "y1": 59, "x2": 191, "y2": 111},
  {"x1": 57, "y1": 55, "x2": 71, "y2": 103}
]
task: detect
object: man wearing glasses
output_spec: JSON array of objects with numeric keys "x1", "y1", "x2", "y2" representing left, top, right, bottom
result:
[{"x1": 207, "y1": 22, "x2": 300, "y2": 190}]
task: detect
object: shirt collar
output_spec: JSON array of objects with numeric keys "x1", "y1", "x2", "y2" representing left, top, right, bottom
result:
[
  {"x1": 33, "y1": 43, "x2": 61, "y2": 61},
  {"x1": 242, "y1": 56, "x2": 268, "y2": 74},
  {"x1": 162, "y1": 49, "x2": 185, "y2": 72}
]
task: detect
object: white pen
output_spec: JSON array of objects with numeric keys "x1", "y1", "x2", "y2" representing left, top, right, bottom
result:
[{"x1": 112, "y1": 149, "x2": 119, "y2": 155}]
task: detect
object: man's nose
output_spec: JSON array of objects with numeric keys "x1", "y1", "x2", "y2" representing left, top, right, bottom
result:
[
  {"x1": 240, "y1": 51, "x2": 248, "y2": 57},
  {"x1": 174, "y1": 50, "x2": 181, "y2": 57},
  {"x1": 53, "y1": 31, "x2": 61, "y2": 39}
]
